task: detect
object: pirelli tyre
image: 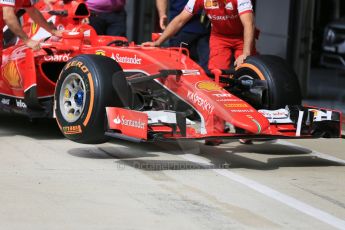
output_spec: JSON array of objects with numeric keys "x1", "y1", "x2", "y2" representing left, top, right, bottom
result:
[
  {"x1": 55, "y1": 54, "x2": 124, "y2": 144},
  {"x1": 233, "y1": 55, "x2": 302, "y2": 109}
]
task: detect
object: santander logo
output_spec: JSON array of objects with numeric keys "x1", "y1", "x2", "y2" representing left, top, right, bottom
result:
[
  {"x1": 113, "y1": 115, "x2": 146, "y2": 129},
  {"x1": 111, "y1": 53, "x2": 142, "y2": 65},
  {"x1": 114, "y1": 116, "x2": 121, "y2": 124}
]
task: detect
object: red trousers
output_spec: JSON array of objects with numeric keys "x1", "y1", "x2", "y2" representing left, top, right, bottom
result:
[{"x1": 208, "y1": 34, "x2": 256, "y2": 70}]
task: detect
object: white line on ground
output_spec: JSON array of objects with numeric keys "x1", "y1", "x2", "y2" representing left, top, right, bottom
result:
[{"x1": 180, "y1": 153, "x2": 345, "y2": 230}]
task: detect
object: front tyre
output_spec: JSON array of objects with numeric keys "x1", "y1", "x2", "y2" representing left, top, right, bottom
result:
[
  {"x1": 233, "y1": 55, "x2": 302, "y2": 109},
  {"x1": 55, "y1": 54, "x2": 123, "y2": 144}
]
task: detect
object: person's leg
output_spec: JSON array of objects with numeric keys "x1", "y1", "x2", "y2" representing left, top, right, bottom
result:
[
  {"x1": 233, "y1": 39, "x2": 244, "y2": 60},
  {"x1": 104, "y1": 10, "x2": 127, "y2": 37},
  {"x1": 169, "y1": 31, "x2": 194, "y2": 47},
  {"x1": 208, "y1": 35, "x2": 232, "y2": 70},
  {"x1": 169, "y1": 32, "x2": 211, "y2": 73},
  {"x1": 169, "y1": 31, "x2": 210, "y2": 71},
  {"x1": 196, "y1": 33, "x2": 210, "y2": 73},
  {"x1": 89, "y1": 13, "x2": 107, "y2": 35},
  {"x1": 233, "y1": 39, "x2": 257, "y2": 60}
]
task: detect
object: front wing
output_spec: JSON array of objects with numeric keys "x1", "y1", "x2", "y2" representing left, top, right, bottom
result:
[{"x1": 105, "y1": 106, "x2": 342, "y2": 142}]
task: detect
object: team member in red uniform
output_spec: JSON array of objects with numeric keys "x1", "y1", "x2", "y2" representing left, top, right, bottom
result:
[
  {"x1": 143, "y1": 0, "x2": 256, "y2": 69},
  {"x1": 0, "y1": 0, "x2": 61, "y2": 65}
]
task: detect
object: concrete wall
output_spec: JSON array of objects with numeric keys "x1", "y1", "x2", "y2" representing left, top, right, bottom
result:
[
  {"x1": 255, "y1": 0, "x2": 291, "y2": 58},
  {"x1": 255, "y1": 0, "x2": 315, "y2": 95}
]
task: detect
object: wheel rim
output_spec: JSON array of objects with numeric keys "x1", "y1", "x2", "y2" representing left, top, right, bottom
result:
[{"x1": 59, "y1": 73, "x2": 87, "y2": 123}]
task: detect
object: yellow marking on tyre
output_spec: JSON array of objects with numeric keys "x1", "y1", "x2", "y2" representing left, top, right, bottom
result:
[
  {"x1": 63, "y1": 125, "x2": 82, "y2": 134},
  {"x1": 237, "y1": 63, "x2": 265, "y2": 80},
  {"x1": 83, "y1": 72, "x2": 94, "y2": 126}
]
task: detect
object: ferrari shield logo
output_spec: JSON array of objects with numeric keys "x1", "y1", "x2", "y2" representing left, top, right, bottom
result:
[
  {"x1": 196, "y1": 81, "x2": 222, "y2": 91},
  {"x1": 2, "y1": 61, "x2": 23, "y2": 89},
  {"x1": 95, "y1": 50, "x2": 106, "y2": 56},
  {"x1": 204, "y1": 0, "x2": 219, "y2": 9}
]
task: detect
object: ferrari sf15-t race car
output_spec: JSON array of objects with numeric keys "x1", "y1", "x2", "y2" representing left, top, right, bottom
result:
[{"x1": 0, "y1": 0, "x2": 342, "y2": 144}]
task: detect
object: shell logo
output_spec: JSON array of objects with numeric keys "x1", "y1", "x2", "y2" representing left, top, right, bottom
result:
[
  {"x1": 2, "y1": 61, "x2": 22, "y2": 89},
  {"x1": 196, "y1": 81, "x2": 222, "y2": 91},
  {"x1": 95, "y1": 50, "x2": 106, "y2": 56}
]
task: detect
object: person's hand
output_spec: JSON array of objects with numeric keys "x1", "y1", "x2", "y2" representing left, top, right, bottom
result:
[
  {"x1": 24, "y1": 39, "x2": 41, "y2": 51},
  {"x1": 159, "y1": 15, "x2": 168, "y2": 30},
  {"x1": 234, "y1": 54, "x2": 248, "y2": 66},
  {"x1": 51, "y1": 29, "x2": 63, "y2": 37},
  {"x1": 141, "y1": 41, "x2": 158, "y2": 47}
]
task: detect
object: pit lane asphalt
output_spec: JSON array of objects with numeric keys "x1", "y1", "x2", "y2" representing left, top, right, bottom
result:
[{"x1": 0, "y1": 113, "x2": 344, "y2": 230}]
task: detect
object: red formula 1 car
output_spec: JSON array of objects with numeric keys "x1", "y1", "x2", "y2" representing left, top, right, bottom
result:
[{"x1": 0, "y1": 0, "x2": 342, "y2": 144}]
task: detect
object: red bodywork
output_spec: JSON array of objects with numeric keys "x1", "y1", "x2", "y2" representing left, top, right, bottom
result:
[{"x1": 0, "y1": 0, "x2": 341, "y2": 141}]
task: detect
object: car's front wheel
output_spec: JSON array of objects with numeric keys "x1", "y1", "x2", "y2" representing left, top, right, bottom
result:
[
  {"x1": 232, "y1": 55, "x2": 302, "y2": 109},
  {"x1": 55, "y1": 54, "x2": 123, "y2": 144}
]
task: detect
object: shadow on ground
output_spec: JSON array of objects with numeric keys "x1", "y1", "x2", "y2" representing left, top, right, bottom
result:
[
  {"x1": 0, "y1": 112, "x2": 63, "y2": 140},
  {"x1": 2, "y1": 112, "x2": 342, "y2": 171},
  {"x1": 68, "y1": 138, "x2": 345, "y2": 171}
]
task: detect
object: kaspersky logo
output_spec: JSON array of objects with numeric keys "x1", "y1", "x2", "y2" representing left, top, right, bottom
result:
[{"x1": 113, "y1": 115, "x2": 146, "y2": 129}]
